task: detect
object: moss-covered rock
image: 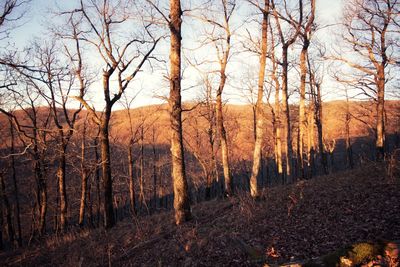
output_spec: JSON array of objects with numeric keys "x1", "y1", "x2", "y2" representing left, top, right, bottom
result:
[{"x1": 318, "y1": 241, "x2": 385, "y2": 267}]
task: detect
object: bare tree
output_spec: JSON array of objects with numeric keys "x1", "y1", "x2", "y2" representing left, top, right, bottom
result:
[
  {"x1": 0, "y1": 85, "x2": 51, "y2": 236},
  {"x1": 169, "y1": 0, "x2": 192, "y2": 224},
  {"x1": 271, "y1": 0, "x2": 303, "y2": 181},
  {"x1": 298, "y1": 0, "x2": 315, "y2": 178},
  {"x1": 332, "y1": 0, "x2": 399, "y2": 160},
  {"x1": 78, "y1": 114, "x2": 89, "y2": 227},
  {"x1": 308, "y1": 49, "x2": 328, "y2": 174},
  {"x1": 66, "y1": 0, "x2": 161, "y2": 228},
  {"x1": 248, "y1": 0, "x2": 269, "y2": 198},
  {"x1": 8, "y1": 118, "x2": 22, "y2": 246},
  {"x1": 0, "y1": 0, "x2": 28, "y2": 37},
  {"x1": 268, "y1": 22, "x2": 284, "y2": 181},
  {"x1": 195, "y1": 0, "x2": 237, "y2": 195}
]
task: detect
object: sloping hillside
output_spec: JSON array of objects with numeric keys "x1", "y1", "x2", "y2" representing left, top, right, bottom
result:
[{"x1": 1, "y1": 163, "x2": 399, "y2": 266}]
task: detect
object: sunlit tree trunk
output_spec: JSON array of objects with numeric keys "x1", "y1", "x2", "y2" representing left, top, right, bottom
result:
[
  {"x1": 169, "y1": 0, "x2": 191, "y2": 225},
  {"x1": 315, "y1": 83, "x2": 327, "y2": 174},
  {"x1": 269, "y1": 24, "x2": 283, "y2": 182},
  {"x1": 250, "y1": 0, "x2": 269, "y2": 198},
  {"x1": 57, "y1": 141, "x2": 68, "y2": 232},
  {"x1": 376, "y1": 66, "x2": 385, "y2": 160},
  {"x1": 79, "y1": 120, "x2": 88, "y2": 227},
  {"x1": 216, "y1": 93, "x2": 232, "y2": 195},
  {"x1": 299, "y1": 46, "x2": 307, "y2": 179},
  {"x1": 281, "y1": 45, "x2": 292, "y2": 182},
  {"x1": 307, "y1": 97, "x2": 315, "y2": 178},
  {"x1": 272, "y1": 0, "x2": 302, "y2": 183},
  {"x1": 298, "y1": 0, "x2": 315, "y2": 180},
  {"x1": 308, "y1": 58, "x2": 328, "y2": 175},
  {"x1": 334, "y1": 0, "x2": 395, "y2": 161},
  {"x1": 100, "y1": 104, "x2": 114, "y2": 228}
]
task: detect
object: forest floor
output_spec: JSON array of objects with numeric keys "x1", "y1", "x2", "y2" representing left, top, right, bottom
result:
[{"x1": 1, "y1": 162, "x2": 399, "y2": 266}]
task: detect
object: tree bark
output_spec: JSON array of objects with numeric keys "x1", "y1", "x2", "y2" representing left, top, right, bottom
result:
[
  {"x1": 0, "y1": 173, "x2": 15, "y2": 246},
  {"x1": 272, "y1": 0, "x2": 302, "y2": 182},
  {"x1": 152, "y1": 129, "x2": 157, "y2": 211},
  {"x1": 139, "y1": 126, "x2": 145, "y2": 210},
  {"x1": 94, "y1": 136, "x2": 101, "y2": 226},
  {"x1": 270, "y1": 24, "x2": 283, "y2": 182},
  {"x1": 316, "y1": 87, "x2": 327, "y2": 175},
  {"x1": 216, "y1": 93, "x2": 232, "y2": 195},
  {"x1": 298, "y1": 44, "x2": 308, "y2": 179},
  {"x1": 57, "y1": 143, "x2": 68, "y2": 232},
  {"x1": 36, "y1": 159, "x2": 47, "y2": 235},
  {"x1": 250, "y1": 0, "x2": 269, "y2": 198},
  {"x1": 100, "y1": 107, "x2": 115, "y2": 228},
  {"x1": 128, "y1": 142, "x2": 136, "y2": 216},
  {"x1": 169, "y1": 0, "x2": 191, "y2": 225},
  {"x1": 307, "y1": 94, "x2": 315, "y2": 178},
  {"x1": 281, "y1": 45, "x2": 292, "y2": 182},
  {"x1": 9, "y1": 120, "x2": 22, "y2": 246},
  {"x1": 298, "y1": 0, "x2": 315, "y2": 179},
  {"x1": 79, "y1": 124, "x2": 88, "y2": 227},
  {"x1": 376, "y1": 66, "x2": 385, "y2": 160},
  {"x1": 215, "y1": 0, "x2": 234, "y2": 196}
]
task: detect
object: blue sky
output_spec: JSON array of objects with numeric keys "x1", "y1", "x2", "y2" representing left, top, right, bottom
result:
[{"x1": 4, "y1": 0, "x2": 345, "y2": 110}]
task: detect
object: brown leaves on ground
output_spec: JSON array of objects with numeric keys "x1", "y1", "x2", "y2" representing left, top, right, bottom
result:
[{"x1": 1, "y1": 163, "x2": 399, "y2": 266}]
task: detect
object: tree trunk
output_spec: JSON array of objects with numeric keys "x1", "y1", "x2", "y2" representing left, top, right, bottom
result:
[
  {"x1": 299, "y1": 42, "x2": 309, "y2": 179},
  {"x1": 94, "y1": 136, "x2": 101, "y2": 226},
  {"x1": 216, "y1": 95, "x2": 232, "y2": 195},
  {"x1": 281, "y1": 45, "x2": 292, "y2": 182},
  {"x1": 0, "y1": 174, "x2": 15, "y2": 246},
  {"x1": 79, "y1": 129, "x2": 88, "y2": 227},
  {"x1": 139, "y1": 126, "x2": 145, "y2": 210},
  {"x1": 250, "y1": 1, "x2": 269, "y2": 198},
  {"x1": 315, "y1": 83, "x2": 328, "y2": 174},
  {"x1": 270, "y1": 27, "x2": 283, "y2": 182},
  {"x1": 9, "y1": 120, "x2": 22, "y2": 246},
  {"x1": 87, "y1": 178, "x2": 93, "y2": 227},
  {"x1": 345, "y1": 100, "x2": 354, "y2": 169},
  {"x1": 35, "y1": 159, "x2": 47, "y2": 235},
  {"x1": 207, "y1": 122, "x2": 218, "y2": 198},
  {"x1": 376, "y1": 66, "x2": 385, "y2": 160},
  {"x1": 152, "y1": 133, "x2": 157, "y2": 211},
  {"x1": 57, "y1": 143, "x2": 68, "y2": 232},
  {"x1": 100, "y1": 110, "x2": 114, "y2": 229},
  {"x1": 128, "y1": 143, "x2": 136, "y2": 216},
  {"x1": 252, "y1": 106, "x2": 256, "y2": 141},
  {"x1": 299, "y1": 0, "x2": 314, "y2": 179},
  {"x1": 307, "y1": 101, "x2": 315, "y2": 178},
  {"x1": 169, "y1": 0, "x2": 191, "y2": 225}
]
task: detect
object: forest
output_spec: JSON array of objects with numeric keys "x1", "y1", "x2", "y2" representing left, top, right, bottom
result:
[{"x1": 0, "y1": 0, "x2": 399, "y2": 266}]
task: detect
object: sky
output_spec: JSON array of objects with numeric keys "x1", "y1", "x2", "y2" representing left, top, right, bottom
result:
[{"x1": 3, "y1": 0, "x2": 345, "y2": 110}]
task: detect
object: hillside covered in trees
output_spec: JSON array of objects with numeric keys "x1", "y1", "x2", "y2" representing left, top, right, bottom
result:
[{"x1": 0, "y1": 0, "x2": 399, "y2": 266}]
